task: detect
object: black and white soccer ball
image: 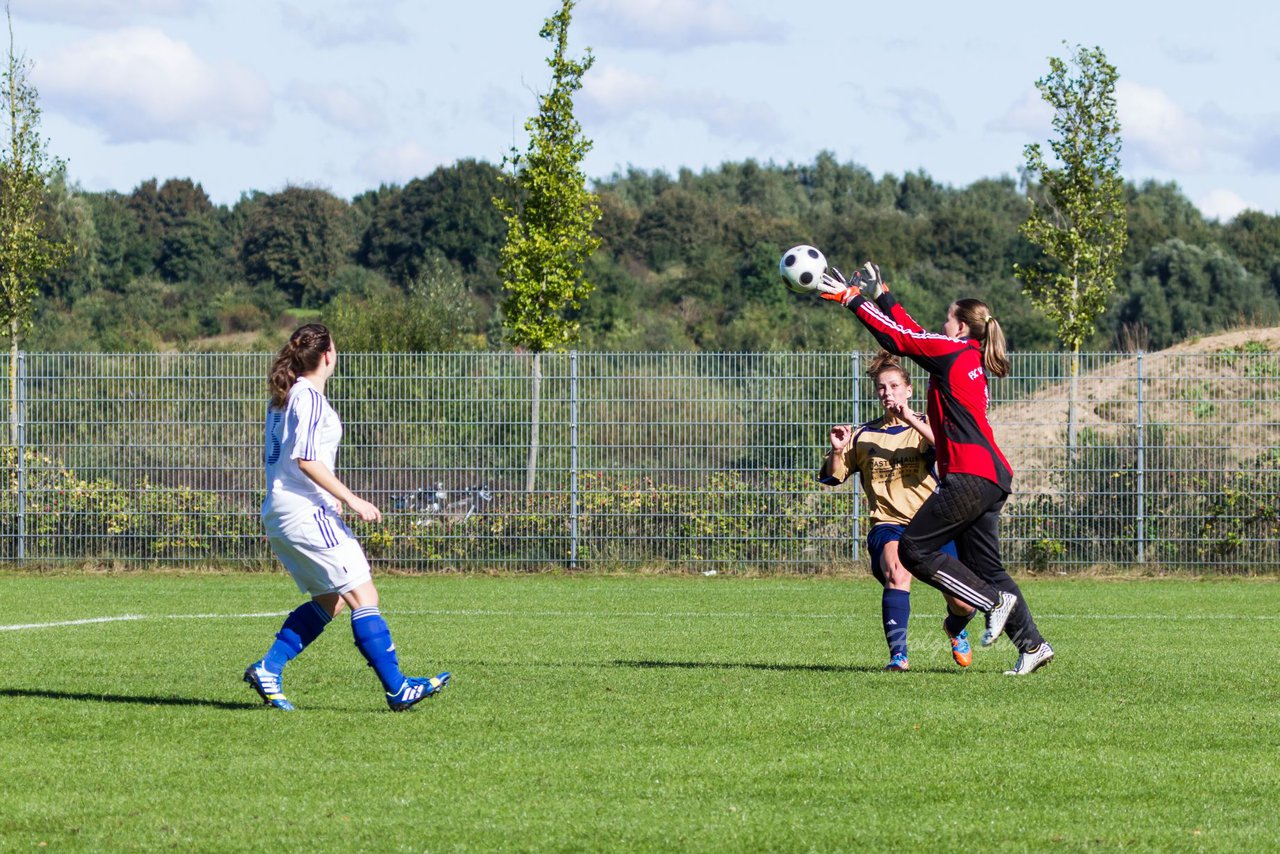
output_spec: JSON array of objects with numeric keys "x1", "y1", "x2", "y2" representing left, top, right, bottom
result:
[{"x1": 779, "y1": 245, "x2": 827, "y2": 294}]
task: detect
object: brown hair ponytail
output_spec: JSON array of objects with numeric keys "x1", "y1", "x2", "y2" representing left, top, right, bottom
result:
[
  {"x1": 952, "y1": 299, "x2": 1010, "y2": 378},
  {"x1": 268, "y1": 323, "x2": 332, "y2": 409}
]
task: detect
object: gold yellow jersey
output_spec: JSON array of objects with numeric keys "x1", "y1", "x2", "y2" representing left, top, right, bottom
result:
[{"x1": 818, "y1": 416, "x2": 939, "y2": 527}]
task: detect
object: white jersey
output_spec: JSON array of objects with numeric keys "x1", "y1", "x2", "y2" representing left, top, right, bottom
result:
[{"x1": 262, "y1": 376, "x2": 343, "y2": 520}]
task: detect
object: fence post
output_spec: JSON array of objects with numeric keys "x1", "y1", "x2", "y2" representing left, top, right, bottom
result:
[
  {"x1": 569, "y1": 350, "x2": 579, "y2": 569},
  {"x1": 16, "y1": 351, "x2": 26, "y2": 561},
  {"x1": 1136, "y1": 350, "x2": 1145, "y2": 565},
  {"x1": 850, "y1": 351, "x2": 861, "y2": 563}
]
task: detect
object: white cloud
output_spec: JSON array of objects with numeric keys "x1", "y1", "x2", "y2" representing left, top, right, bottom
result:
[
  {"x1": 1197, "y1": 188, "x2": 1255, "y2": 221},
  {"x1": 582, "y1": 0, "x2": 779, "y2": 51},
  {"x1": 581, "y1": 63, "x2": 781, "y2": 142},
  {"x1": 995, "y1": 81, "x2": 1211, "y2": 174},
  {"x1": 286, "y1": 82, "x2": 387, "y2": 133},
  {"x1": 839, "y1": 82, "x2": 955, "y2": 144},
  {"x1": 989, "y1": 88, "x2": 1052, "y2": 135},
  {"x1": 279, "y1": 2, "x2": 410, "y2": 48},
  {"x1": 582, "y1": 65, "x2": 660, "y2": 117},
  {"x1": 36, "y1": 27, "x2": 272, "y2": 144},
  {"x1": 1117, "y1": 79, "x2": 1206, "y2": 172},
  {"x1": 692, "y1": 94, "x2": 781, "y2": 141},
  {"x1": 884, "y1": 87, "x2": 956, "y2": 140},
  {"x1": 356, "y1": 140, "x2": 443, "y2": 186},
  {"x1": 10, "y1": 0, "x2": 207, "y2": 28},
  {"x1": 990, "y1": 82, "x2": 1273, "y2": 221}
]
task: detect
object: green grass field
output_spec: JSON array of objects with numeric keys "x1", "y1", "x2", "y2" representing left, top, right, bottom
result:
[{"x1": 1, "y1": 572, "x2": 1277, "y2": 851}]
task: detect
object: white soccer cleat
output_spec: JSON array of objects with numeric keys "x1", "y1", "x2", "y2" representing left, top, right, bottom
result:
[
  {"x1": 981, "y1": 591, "x2": 1017, "y2": 647},
  {"x1": 1004, "y1": 642, "x2": 1055, "y2": 676}
]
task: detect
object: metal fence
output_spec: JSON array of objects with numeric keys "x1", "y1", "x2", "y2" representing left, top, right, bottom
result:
[{"x1": 2, "y1": 348, "x2": 1277, "y2": 573}]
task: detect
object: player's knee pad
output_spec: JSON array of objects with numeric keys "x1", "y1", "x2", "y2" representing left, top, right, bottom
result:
[
  {"x1": 900, "y1": 538, "x2": 949, "y2": 584},
  {"x1": 898, "y1": 535, "x2": 928, "y2": 573}
]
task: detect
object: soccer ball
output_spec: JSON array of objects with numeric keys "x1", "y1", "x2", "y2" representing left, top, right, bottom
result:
[{"x1": 779, "y1": 245, "x2": 827, "y2": 294}]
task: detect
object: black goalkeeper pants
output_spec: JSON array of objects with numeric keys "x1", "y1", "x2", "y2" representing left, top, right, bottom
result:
[{"x1": 898, "y1": 473, "x2": 1044, "y2": 652}]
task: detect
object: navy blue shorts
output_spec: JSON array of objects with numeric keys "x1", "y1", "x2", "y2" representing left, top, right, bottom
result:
[{"x1": 867, "y1": 524, "x2": 957, "y2": 586}]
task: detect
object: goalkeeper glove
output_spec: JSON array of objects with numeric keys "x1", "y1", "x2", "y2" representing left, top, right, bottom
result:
[
  {"x1": 816, "y1": 267, "x2": 861, "y2": 305},
  {"x1": 859, "y1": 262, "x2": 886, "y2": 299}
]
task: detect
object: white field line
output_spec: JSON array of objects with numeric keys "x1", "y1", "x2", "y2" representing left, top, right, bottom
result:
[
  {"x1": 0, "y1": 612, "x2": 288, "y2": 631},
  {"x1": 394, "y1": 609, "x2": 1280, "y2": 621},
  {"x1": 0, "y1": 615, "x2": 147, "y2": 631},
  {"x1": 2, "y1": 609, "x2": 1277, "y2": 632}
]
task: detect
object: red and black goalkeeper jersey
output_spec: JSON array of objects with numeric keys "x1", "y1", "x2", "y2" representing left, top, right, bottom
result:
[{"x1": 847, "y1": 292, "x2": 1013, "y2": 491}]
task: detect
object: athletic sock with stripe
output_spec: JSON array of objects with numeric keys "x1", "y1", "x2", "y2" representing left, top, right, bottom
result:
[
  {"x1": 351, "y1": 606, "x2": 405, "y2": 693},
  {"x1": 262, "y1": 600, "x2": 332, "y2": 673},
  {"x1": 882, "y1": 588, "x2": 910, "y2": 659}
]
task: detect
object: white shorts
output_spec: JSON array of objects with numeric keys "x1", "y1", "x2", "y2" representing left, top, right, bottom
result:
[{"x1": 264, "y1": 506, "x2": 372, "y2": 597}]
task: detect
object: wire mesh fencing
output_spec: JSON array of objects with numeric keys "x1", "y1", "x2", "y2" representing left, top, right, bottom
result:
[{"x1": 1, "y1": 347, "x2": 1277, "y2": 573}]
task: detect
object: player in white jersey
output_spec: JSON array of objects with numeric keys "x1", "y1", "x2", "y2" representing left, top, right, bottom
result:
[{"x1": 243, "y1": 323, "x2": 450, "y2": 711}]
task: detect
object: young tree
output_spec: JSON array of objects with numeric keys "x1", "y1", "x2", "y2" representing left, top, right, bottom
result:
[
  {"x1": 1, "y1": 6, "x2": 70, "y2": 443},
  {"x1": 1014, "y1": 44, "x2": 1127, "y2": 449},
  {"x1": 495, "y1": 0, "x2": 601, "y2": 491}
]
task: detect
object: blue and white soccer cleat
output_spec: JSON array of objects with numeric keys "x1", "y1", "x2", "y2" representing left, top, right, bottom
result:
[
  {"x1": 386, "y1": 671, "x2": 451, "y2": 711},
  {"x1": 243, "y1": 661, "x2": 295, "y2": 711},
  {"x1": 883, "y1": 652, "x2": 909, "y2": 672},
  {"x1": 981, "y1": 591, "x2": 1018, "y2": 647},
  {"x1": 946, "y1": 625, "x2": 972, "y2": 668}
]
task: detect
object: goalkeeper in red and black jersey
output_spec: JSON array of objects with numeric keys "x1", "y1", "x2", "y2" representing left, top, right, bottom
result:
[{"x1": 816, "y1": 262, "x2": 1054, "y2": 676}]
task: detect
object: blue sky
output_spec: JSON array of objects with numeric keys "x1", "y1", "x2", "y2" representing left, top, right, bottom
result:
[{"x1": 10, "y1": 0, "x2": 1280, "y2": 220}]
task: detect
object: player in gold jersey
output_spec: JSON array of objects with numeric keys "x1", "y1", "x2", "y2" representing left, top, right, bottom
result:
[{"x1": 820, "y1": 351, "x2": 976, "y2": 671}]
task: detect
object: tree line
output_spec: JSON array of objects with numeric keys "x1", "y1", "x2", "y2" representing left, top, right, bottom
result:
[{"x1": 19, "y1": 152, "x2": 1280, "y2": 354}]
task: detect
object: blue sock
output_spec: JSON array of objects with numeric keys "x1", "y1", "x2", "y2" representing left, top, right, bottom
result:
[
  {"x1": 351, "y1": 607, "x2": 405, "y2": 694},
  {"x1": 944, "y1": 605, "x2": 976, "y2": 637},
  {"x1": 262, "y1": 601, "x2": 331, "y2": 673},
  {"x1": 882, "y1": 588, "x2": 910, "y2": 658}
]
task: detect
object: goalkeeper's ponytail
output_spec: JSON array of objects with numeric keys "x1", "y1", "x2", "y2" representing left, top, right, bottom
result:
[{"x1": 953, "y1": 299, "x2": 1010, "y2": 378}]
